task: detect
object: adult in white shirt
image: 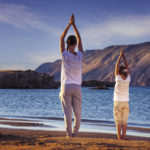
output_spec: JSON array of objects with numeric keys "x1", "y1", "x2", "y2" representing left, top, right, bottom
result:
[
  {"x1": 59, "y1": 14, "x2": 83, "y2": 138},
  {"x1": 114, "y1": 48, "x2": 130, "y2": 140}
]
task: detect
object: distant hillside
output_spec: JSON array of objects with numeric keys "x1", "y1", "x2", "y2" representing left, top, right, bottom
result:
[{"x1": 35, "y1": 42, "x2": 150, "y2": 86}]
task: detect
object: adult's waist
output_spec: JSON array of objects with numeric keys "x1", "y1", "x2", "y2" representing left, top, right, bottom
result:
[{"x1": 61, "y1": 82, "x2": 81, "y2": 87}]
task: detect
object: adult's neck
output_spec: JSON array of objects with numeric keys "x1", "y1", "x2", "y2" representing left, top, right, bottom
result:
[{"x1": 68, "y1": 49, "x2": 76, "y2": 54}]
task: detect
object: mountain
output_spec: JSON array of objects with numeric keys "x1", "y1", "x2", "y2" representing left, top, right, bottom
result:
[
  {"x1": 36, "y1": 60, "x2": 61, "y2": 80},
  {"x1": 35, "y1": 42, "x2": 150, "y2": 86}
]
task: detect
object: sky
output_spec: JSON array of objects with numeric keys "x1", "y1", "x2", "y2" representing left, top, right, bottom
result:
[{"x1": 0, "y1": 0, "x2": 150, "y2": 70}]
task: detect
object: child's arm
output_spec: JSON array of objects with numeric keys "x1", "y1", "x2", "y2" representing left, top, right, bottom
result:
[
  {"x1": 72, "y1": 14, "x2": 83, "y2": 53},
  {"x1": 122, "y1": 52, "x2": 130, "y2": 74},
  {"x1": 115, "y1": 49, "x2": 123, "y2": 76}
]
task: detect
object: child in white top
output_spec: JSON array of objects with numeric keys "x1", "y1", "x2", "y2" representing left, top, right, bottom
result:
[{"x1": 114, "y1": 48, "x2": 130, "y2": 140}]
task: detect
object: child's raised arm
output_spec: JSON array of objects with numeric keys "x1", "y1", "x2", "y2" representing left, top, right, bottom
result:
[{"x1": 115, "y1": 49, "x2": 124, "y2": 76}]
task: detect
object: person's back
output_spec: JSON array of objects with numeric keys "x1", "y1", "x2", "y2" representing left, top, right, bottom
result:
[
  {"x1": 59, "y1": 14, "x2": 83, "y2": 138},
  {"x1": 61, "y1": 50, "x2": 82, "y2": 86},
  {"x1": 113, "y1": 49, "x2": 130, "y2": 140},
  {"x1": 114, "y1": 74, "x2": 130, "y2": 101}
]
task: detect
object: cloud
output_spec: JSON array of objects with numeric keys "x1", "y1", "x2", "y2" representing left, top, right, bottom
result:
[
  {"x1": 27, "y1": 51, "x2": 60, "y2": 67},
  {"x1": 81, "y1": 15, "x2": 150, "y2": 48},
  {"x1": 0, "y1": 64, "x2": 28, "y2": 70},
  {"x1": 0, "y1": 3, "x2": 61, "y2": 35},
  {"x1": 0, "y1": 52, "x2": 59, "y2": 70}
]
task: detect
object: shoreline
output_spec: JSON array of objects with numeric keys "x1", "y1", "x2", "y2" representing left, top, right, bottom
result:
[
  {"x1": 0, "y1": 117, "x2": 149, "y2": 149},
  {"x1": 1, "y1": 115, "x2": 150, "y2": 127},
  {"x1": 0, "y1": 117, "x2": 149, "y2": 140}
]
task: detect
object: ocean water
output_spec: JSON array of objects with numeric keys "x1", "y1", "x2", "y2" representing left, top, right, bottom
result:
[{"x1": 0, "y1": 87, "x2": 149, "y2": 126}]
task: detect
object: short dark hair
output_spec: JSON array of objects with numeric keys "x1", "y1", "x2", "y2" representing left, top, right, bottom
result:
[
  {"x1": 66, "y1": 35, "x2": 77, "y2": 50},
  {"x1": 119, "y1": 66, "x2": 128, "y2": 78}
]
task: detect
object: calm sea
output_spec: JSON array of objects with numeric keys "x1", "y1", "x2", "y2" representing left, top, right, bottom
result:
[{"x1": 0, "y1": 87, "x2": 149, "y2": 126}]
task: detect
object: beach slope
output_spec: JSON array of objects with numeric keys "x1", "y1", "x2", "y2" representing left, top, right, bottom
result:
[{"x1": 0, "y1": 129, "x2": 149, "y2": 150}]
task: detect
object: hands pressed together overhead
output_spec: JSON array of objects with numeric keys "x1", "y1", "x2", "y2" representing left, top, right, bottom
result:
[
  {"x1": 69, "y1": 14, "x2": 75, "y2": 26},
  {"x1": 60, "y1": 13, "x2": 83, "y2": 53}
]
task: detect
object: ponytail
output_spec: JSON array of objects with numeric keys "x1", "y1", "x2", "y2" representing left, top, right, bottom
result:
[
  {"x1": 119, "y1": 66, "x2": 128, "y2": 78},
  {"x1": 66, "y1": 35, "x2": 77, "y2": 51}
]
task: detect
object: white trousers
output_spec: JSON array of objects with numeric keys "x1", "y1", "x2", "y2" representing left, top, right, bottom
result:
[{"x1": 59, "y1": 84, "x2": 82, "y2": 137}]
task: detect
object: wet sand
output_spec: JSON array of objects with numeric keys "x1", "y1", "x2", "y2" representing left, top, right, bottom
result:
[
  {"x1": 0, "y1": 117, "x2": 149, "y2": 149},
  {"x1": 0, "y1": 117, "x2": 150, "y2": 135},
  {"x1": 88, "y1": 123, "x2": 150, "y2": 133}
]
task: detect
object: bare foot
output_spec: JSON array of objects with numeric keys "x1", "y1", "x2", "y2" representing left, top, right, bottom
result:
[
  {"x1": 123, "y1": 138, "x2": 130, "y2": 140},
  {"x1": 117, "y1": 137, "x2": 122, "y2": 140},
  {"x1": 66, "y1": 135, "x2": 72, "y2": 138}
]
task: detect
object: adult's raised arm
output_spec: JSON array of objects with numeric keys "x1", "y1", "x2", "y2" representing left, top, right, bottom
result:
[
  {"x1": 72, "y1": 14, "x2": 83, "y2": 53},
  {"x1": 60, "y1": 23, "x2": 71, "y2": 53},
  {"x1": 115, "y1": 49, "x2": 123, "y2": 76}
]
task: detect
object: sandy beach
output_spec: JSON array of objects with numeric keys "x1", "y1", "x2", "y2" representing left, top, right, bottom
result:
[
  {"x1": 0, "y1": 117, "x2": 149, "y2": 149},
  {"x1": 0, "y1": 129, "x2": 150, "y2": 150}
]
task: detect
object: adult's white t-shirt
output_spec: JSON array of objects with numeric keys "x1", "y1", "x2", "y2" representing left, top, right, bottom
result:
[
  {"x1": 114, "y1": 75, "x2": 130, "y2": 101},
  {"x1": 60, "y1": 50, "x2": 83, "y2": 87}
]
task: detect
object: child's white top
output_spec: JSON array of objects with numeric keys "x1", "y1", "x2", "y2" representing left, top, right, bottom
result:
[
  {"x1": 61, "y1": 50, "x2": 82, "y2": 86},
  {"x1": 114, "y1": 75, "x2": 130, "y2": 101}
]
